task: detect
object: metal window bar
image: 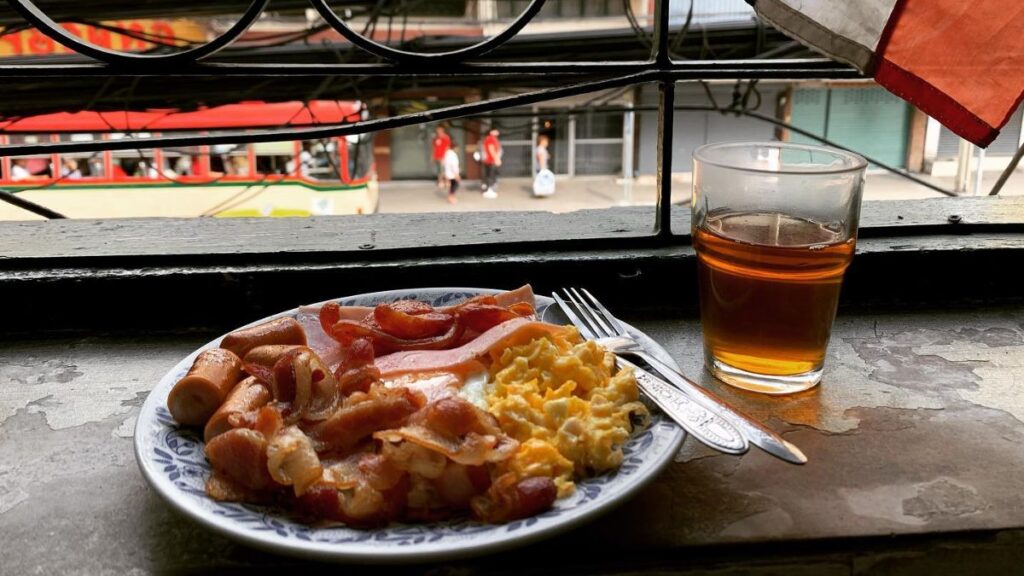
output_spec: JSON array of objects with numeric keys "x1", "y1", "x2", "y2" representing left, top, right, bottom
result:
[{"x1": 0, "y1": 0, "x2": 987, "y2": 227}]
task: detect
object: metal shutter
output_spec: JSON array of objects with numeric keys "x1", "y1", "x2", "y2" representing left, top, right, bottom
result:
[
  {"x1": 936, "y1": 104, "x2": 1023, "y2": 159},
  {"x1": 790, "y1": 87, "x2": 910, "y2": 168}
]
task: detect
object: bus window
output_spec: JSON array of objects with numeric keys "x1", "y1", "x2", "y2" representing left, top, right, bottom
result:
[
  {"x1": 253, "y1": 141, "x2": 293, "y2": 176},
  {"x1": 6, "y1": 134, "x2": 52, "y2": 180},
  {"x1": 56, "y1": 134, "x2": 105, "y2": 178},
  {"x1": 162, "y1": 146, "x2": 201, "y2": 177},
  {"x1": 109, "y1": 133, "x2": 158, "y2": 179},
  {"x1": 287, "y1": 140, "x2": 338, "y2": 181},
  {"x1": 208, "y1": 143, "x2": 249, "y2": 177},
  {"x1": 309, "y1": 140, "x2": 340, "y2": 181}
]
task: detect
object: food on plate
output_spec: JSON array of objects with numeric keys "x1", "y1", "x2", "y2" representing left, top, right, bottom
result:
[
  {"x1": 220, "y1": 317, "x2": 307, "y2": 359},
  {"x1": 166, "y1": 285, "x2": 649, "y2": 526},
  {"x1": 167, "y1": 348, "x2": 244, "y2": 426},
  {"x1": 204, "y1": 376, "x2": 272, "y2": 442},
  {"x1": 486, "y1": 334, "x2": 648, "y2": 497}
]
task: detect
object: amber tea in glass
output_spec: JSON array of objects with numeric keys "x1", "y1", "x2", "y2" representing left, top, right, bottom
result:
[{"x1": 692, "y1": 143, "x2": 866, "y2": 394}]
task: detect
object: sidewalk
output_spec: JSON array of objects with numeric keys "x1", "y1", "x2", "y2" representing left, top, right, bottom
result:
[{"x1": 378, "y1": 168, "x2": 1024, "y2": 214}]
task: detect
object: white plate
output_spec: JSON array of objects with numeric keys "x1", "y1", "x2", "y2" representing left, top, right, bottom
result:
[{"x1": 134, "y1": 287, "x2": 685, "y2": 563}]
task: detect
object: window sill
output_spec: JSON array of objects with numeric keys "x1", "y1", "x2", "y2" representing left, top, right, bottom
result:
[{"x1": 2, "y1": 196, "x2": 1023, "y2": 333}]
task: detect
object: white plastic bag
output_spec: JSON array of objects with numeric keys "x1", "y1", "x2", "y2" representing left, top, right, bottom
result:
[{"x1": 533, "y1": 168, "x2": 556, "y2": 197}]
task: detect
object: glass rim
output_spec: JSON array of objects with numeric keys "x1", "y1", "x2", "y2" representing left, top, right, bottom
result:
[{"x1": 693, "y1": 141, "x2": 868, "y2": 175}]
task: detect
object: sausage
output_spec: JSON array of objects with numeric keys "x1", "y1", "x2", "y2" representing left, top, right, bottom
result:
[
  {"x1": 167, "y1": 348, "x2": 244, "y2": 426},
  {"x1": 203, "y1": 376, "x2": 272, "y2": 443},
  {"x1": 220, "y1": 317, "x2": 307, "y2": 359},
  {"x1": 242, "y1": 344, "x2": 306, "y2": 369}
]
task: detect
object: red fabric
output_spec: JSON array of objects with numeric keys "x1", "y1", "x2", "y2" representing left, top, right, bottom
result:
[
  {"x1": 874, "y1": 0, "x2": 1024, "y2": 146},
  {"x1": 483, "y1": 134, "x2": 500, "y2": 165},
  {"x1": 875, "y1": 59, "x2": 998, "y2": 146},
  {"x1": 431, "y1": 132, "x2": 451, "y2": 161}
]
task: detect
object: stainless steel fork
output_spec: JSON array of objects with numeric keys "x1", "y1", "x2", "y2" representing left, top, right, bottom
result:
[{"x1": 555, "y1": 288, "x2": 807, "y2": 465}]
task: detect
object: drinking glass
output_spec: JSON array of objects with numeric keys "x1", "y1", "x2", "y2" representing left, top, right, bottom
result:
[{"x1": 692, "y1": 142, "x2": 866, "y2": 394}]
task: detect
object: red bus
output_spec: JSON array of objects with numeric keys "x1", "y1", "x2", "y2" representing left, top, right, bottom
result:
[{"x1": 0, "y1": 100, "x2": 377, "y2": 219}]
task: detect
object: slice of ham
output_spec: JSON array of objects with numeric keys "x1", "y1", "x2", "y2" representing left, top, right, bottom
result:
[
  {"x1": 374, "y1": 319, "x2": 569, "y2": 379},
  {"x1": 491, "y1": 284, "x2": 535, "y2": 308},
  {"x1": 295, "y1": 308, "x2": 346, "y2": 369}
]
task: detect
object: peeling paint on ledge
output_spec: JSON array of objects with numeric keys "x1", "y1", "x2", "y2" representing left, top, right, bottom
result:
[{"x1": 0, "y1": 341, "x2": 194, "y2": 430}]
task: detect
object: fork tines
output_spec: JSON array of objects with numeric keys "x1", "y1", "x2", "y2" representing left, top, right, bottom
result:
[{"x1": 556, "y1": 288, "x2": 628, "y2": 341}]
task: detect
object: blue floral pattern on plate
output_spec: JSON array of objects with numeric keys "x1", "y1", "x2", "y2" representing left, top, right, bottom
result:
[{"x1": 134, "y1": 287, "x2": 686, "y2": 563}]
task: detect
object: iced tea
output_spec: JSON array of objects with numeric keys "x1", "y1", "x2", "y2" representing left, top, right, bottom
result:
[{"x1": 694, "y1": 211, "x2": 855, "y2": 379}]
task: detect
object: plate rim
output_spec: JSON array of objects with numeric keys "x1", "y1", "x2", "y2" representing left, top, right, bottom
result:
[{"x1": 134, "y1": 286, "x2": 685, "y2": 563}]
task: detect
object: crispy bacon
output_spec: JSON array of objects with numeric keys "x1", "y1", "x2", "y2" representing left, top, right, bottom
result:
[
  {"x1": 381, "y1": 440, "x2": 448, "y2": 479},
  {"x1": 327, "y1": 317, "x2": 466, "y2": 355},
  {"x1": 456, "y1": 303, "x2": 522, "y2": 333},
  {"x1": 336, "y1": 337, "x2": 375, "y2": 373},
  {"x1": 358, "y1": 453, "x2": 406, "y2": 491},
  {"x1": 290, "y1": 350, "x2": 341, "y2": 422},
  {"x1": 305, "y1": 386, "x2": 423, "y2": 453},
  {"x1": 374, "y1": 303, "x2": 455, "y2": 339},
  {"x1": 434, "y1": 462, "x2": 488, "y2": 509},
  {"x1": 204, "y1": 428, "x2": 274, "y2": 491},
  {"x1": 375, "y1": 425, "x2": 517, "y2": 467},
  {"x1": 266, "y1": 425, "x2": 323, "y2": 497},
  {"x1": 336, "y1": 364, "x2": 381, "y2": 396},
  {"x1": 388, "y1": 299, "x2": 434, "y2": 315},
  {"x1": 205, "y1": 472, "x2": 274, "y2": 503},
  {"x1": 319, "y1": 292, "x2": 537, "y2": 355},
  {"x1": 244, "y1": 347, "x2": 342, "y2": 424}
]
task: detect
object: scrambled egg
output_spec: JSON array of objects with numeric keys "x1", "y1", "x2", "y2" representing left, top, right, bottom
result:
[{"x1": 485, "y1": 328, "x2": 648, "y2": 497}]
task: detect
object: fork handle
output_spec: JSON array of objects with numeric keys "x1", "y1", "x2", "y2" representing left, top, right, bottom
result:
[
  {"x1": 618, "y1": 357, "x2": 749, "y2": 455},
  {"x1": 632, "y1": 351, "x2": 808, "y2": 465}
]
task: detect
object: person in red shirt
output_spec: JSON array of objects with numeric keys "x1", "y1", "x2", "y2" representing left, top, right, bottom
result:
[
  {"x1": 481, "y1": 128, "x2": 502, "y2": 199},
  {"x1": 431, "y1": 126, "x2": 452, "y2": 189}
]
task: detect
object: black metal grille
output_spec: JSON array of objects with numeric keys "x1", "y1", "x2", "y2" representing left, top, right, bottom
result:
[{"x1": 0, "y1": 0, "x2": 868, "y2": 228}]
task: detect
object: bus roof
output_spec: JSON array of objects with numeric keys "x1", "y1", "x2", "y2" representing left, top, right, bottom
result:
[{"x1": 0, "y1": 100, "x2": 363, "y2": 133}]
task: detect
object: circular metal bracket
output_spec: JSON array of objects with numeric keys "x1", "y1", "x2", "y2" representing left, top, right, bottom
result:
[
  {"x1": 4, "y1": 0, "x2": 269, "y2": 65},
  {"x1": 308, "y1": 0, "x2": 547, "y2": 64}
]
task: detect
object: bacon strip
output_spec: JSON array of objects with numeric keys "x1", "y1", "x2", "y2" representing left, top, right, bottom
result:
[
  {"x1": 204, "y1": 428, "x2": 274, "y2": 491},
  {"x1": 305, "y1": 386, "x2": 423, "y2": 453},
  {"x1": 266, "y1": 425, "x2": 323, "y2": 497},
  {"x1": 327, "y1": 317, "x2": 466, "y2": 355},
  {"x1": 374, "y1": 425, "x2": 517, "y2": 467},
  {"x1": 296, "y1": 285, "x2": 536, "y2": 365},
  {"x1": 374, "y1": 304, "x2": 454, "y2": 339}
]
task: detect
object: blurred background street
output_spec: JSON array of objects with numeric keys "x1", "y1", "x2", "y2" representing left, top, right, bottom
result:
[{"x1": 379, "y1": 171, "x2": 1024, "y2": 214}]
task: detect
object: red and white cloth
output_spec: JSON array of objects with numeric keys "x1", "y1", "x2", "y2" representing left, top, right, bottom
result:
[{"x1": 753, "y1": 0, "x2": 1024, "y2": 147}]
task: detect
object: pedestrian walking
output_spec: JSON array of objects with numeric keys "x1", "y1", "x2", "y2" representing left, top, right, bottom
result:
[
  {"x1": 442, "y1": 147, "x2": 461, "y2": 204},
  {"x1": 481, "y1": 128, "x2": 502, "y2": 199},
  {"x1": 533, "y1": 134, "x2": 555, "y2": 197},
  {"x1": 432, "y1": 126, "x2": 451, "y2": 189}
]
